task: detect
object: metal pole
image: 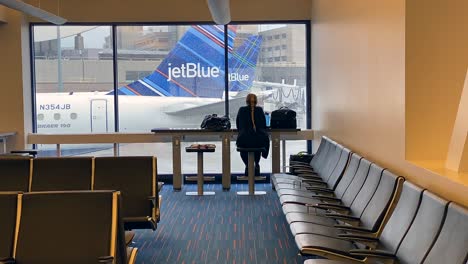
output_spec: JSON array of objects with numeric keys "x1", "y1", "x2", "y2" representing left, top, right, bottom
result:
[
  {"x1": 112, "y1": 25, "x2": 120, "y2": 133},
  {"x1": 57, "y1": 26, "x2": 63, "y2": 92},
  {"x1": 248, "y1": 152, "x2": 255, "y2": 195},
  {"x1": 224, "y1": 25, "x2": 229, "y2": 117},
  {"x1": 198, "y1": 152, "x2": 204, "y2": 195},
  {"x1": 282, "y1": 139, "x2": 287, "y2": 172},
  {"x1": 222, "y1": 134, "x2": 231, "y2": 190},
  {"x1": 113, "y1": 143, "x2": 119, "y2": 157},
  {"x1": 172, "y1": 136, "x2": 182, "y2": 191},
  {"x1": 56, "y1": 144, "x2": 61, "y2": 157}
]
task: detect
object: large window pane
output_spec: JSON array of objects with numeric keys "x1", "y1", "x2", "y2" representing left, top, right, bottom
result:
[
  {"x1": 229, "y1": 24, "x2": 308, "y2": 172},
  {"x1": 32, "y1": 23, "x2": 309, "y2": 170},
  {"x1": 116, "y1": 25, "x2": 227, "y2": 132},
  {"x1": 33, "y1": 25, "x2": 115, "y2": 156},
  {"x1": 115, "y1": 25, "x2": 228, "y2": 173}
]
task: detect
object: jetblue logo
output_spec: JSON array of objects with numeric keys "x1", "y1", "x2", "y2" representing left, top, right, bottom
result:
[{"x1": 167, "y1": 63, "x2": 249, "y2": 82}]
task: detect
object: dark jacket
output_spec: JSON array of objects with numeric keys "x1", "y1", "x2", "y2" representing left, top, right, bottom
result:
[{"x1": 236, "y1": 106, "x2": 270, "y2": 158}]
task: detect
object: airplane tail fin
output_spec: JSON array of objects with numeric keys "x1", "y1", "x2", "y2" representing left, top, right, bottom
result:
[
  {"x1": 228, "y1": 35, "x2": 263, "y2": 92},
  {"x1": 111, "y1": 25, "x2": 237, "y2": 98},
  {"x1": 109, "y1": 26, "x2": 263, "y2": 97}
]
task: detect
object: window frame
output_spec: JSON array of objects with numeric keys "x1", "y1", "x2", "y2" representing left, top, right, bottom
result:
[{"x1": 30, "y1": 20, "x2": 312, "y2": 152}]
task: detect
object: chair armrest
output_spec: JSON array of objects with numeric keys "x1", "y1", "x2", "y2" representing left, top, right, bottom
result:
[
  {"x1": 0, "y1": 258, "x2": 15, "y2": 264},
  {"x1": 334, "y1": 224, "x2": 373, "y2": 234},
  {"x1": 297, "y1": 173, "x2": 321, "y2": 179},
  {"x1": 290, "y1": 160, "x2": 312, "y2": 165},
  {"x1": 325, "y1": 213, "x2": 360, "y2": 224},
  {"x1": 295, "y1": 170, "x2": 317, "y2": 175},
  {"x1": 311, "y1": 195, "x2": 341, "y2": 202},
  {"x1": 317, "y1": 203, "x2": 350, "y2": 212},
  {"x1": 290, "y1": 165, "x2": 313, "y2": 169},
  {"x1": 305, "y1": 187, "x2": 334, "y2": 194},
  {"x1": 338, "y1": 235, "x2": 380, "y2": 248},
  {"x1": 305, "y1": 203, "x2": 330, "y2": 214},
  {"x1": 148, "y1": 196, "x2": 158, "y2": 207},
  {"x1": 98, "y1": 256, "x2": 114, "y2": 263},
  {"x1": 302, "y1": 179, "x2": 327, "y2": 186},
  {"x1": 349, "y1": 249, "x2": 396, "y2": 259}
]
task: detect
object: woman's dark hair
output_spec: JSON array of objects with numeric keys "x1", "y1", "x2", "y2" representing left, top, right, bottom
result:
[{"x1": 245, "y1": 93, "x2": 258, "y2": 106}]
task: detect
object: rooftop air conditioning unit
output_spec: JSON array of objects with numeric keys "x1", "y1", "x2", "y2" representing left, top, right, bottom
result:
[
  {"x1": 206, "y1": 0, "x2": 231, "y2": 25},
  {"x1": 0, "y1": 0, "x2": 66, "y2": 25}
]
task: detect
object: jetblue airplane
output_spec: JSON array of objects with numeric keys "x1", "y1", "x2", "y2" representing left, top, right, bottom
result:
[{"x1": 36, "y1": 25, "x2": 280, "y2": 135}]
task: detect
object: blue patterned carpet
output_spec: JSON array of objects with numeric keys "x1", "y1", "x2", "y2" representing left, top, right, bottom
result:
[{"x1": 131, "y1": 183, "x2": 313, "y2": 264}]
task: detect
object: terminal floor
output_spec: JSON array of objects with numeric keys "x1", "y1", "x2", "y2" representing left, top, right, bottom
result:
[{"x1": 132, "y1": 183, "x2": 316, "y2": 264}]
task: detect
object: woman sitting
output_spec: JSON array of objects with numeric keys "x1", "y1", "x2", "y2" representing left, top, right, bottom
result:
[{"x1": 236, "y1": 93, "x2": 270, "y2": 176}]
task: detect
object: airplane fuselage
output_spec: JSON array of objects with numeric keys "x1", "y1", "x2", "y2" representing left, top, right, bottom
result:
[{"x1": 36, "y1": 93, "x2": 222, "y2": 134}]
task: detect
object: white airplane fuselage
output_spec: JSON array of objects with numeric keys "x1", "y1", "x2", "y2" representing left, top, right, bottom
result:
[{"x1": 36, "y1": 93, "x2": 222, "y2": 134}]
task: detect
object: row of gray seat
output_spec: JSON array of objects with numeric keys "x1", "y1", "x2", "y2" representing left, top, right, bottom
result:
[
  {"x1": 271, "y1": 136, "x2": 468, "y2": 264},
  {"x1": 0, "y1": 190, "x2": 137, "y2": 264},
  {"x1": 0, "y1": 156, "x2": 161, "y2": 231}
]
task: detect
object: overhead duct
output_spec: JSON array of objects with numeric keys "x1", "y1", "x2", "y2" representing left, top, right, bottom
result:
[
  {"x1": 0, "y1": 0, "x2": 66, "y2": 25},
  {"x1": 206, "y1": 0, "x2": 231, "y2": 25}
]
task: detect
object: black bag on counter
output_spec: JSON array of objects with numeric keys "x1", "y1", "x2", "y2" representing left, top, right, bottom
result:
[
  {"x1": 200, "y1": 114, "x2": 231, "y2": 131},
  {"x1": 270, "y1": 107, "x2": 297, "y2": 129}
]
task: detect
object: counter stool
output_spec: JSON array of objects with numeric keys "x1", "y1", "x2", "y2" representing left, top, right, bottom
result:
[
  {"x1": 185, "y1": 146, "x2": 215, "y2": 196},
  {"x1": 236, "y1": 147, "x2": 266, "y2": 196}
]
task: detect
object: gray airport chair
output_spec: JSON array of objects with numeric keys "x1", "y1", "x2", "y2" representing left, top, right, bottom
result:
[
  {"x1": 276, "y1": 152, "x2": 358, "y2": 201},
  {"x1": 272, "y1": 137, "x2": 333, "y2": 186},
  {"x1": 421, "y1": 203, "x2": 468, "y2": 264},
  {"x1": 289, "y1": 136, "x2": 333, "y2": 170},
  {"x1": 0, "y1": 157, "x2": 32, "y2": 192},
  {"x1": 275, "y1": 149, "x2": 351, "y2": 200},
  {"x1": 288, "y1": 170, "x2": 402, "y2": 240},
  {"x1": 94, "y1": 156, "x2": 159, "y2": 230},
  {"x1": 282, "y1": 157, "x2": 371, "y2": 216},
  {"x1": 273, "y1": 144, "x2": 343, "y2": 187},
  {"x1": 287, "y1": 164, "x2": 393, "y2": 237},
  {"x1": 295, "y1": 184, "x2": 446, "y2": 263},
  {"x1": 29, "y1": 157, "x2": 93, "y2": 192},
  {"x1": 0, "y1": 191, "x2": 137, "y2": 264},
  {"x1": 304, "y1": 201, "x2": 468, "y2": 264},
  {"x1": 0, "y1": 192, "x2": 19, "y2": 260}
]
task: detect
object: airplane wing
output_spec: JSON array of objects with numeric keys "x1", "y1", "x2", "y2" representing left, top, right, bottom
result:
[
  {"x1": 163, "y1": 96, "x2": 246, "y2": 116},
  {"x1": 164, "y1": 92, "x2": 272, "y2": 117}
]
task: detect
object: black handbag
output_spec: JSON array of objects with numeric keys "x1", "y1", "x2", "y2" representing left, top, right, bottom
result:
[
  {"x1": 200, "y1": 114, "x2": 231, "y2": 131},
  {"x1": 270, "y1": 107, "x2": 297, "y2": 129}
]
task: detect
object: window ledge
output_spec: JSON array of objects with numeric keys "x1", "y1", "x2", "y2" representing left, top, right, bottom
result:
[{"x1": 408, "y1": 160, "x2": 468, "y2": 187}]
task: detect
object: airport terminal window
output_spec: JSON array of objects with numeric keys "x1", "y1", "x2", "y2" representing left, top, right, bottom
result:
[
  {"x1": 228, "y1": 23, "x2": 308, "y2": 172},
  {"x1": 32, "y1": 22, "x2": 310, "y2": 173},
  {"x1": 32, "y1": 25, "x2": 115, "y2": 155}
]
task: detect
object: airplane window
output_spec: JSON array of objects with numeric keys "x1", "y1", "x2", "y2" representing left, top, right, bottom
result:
[
  {"x1": 37, "y1": 113, "x2": 44, "y2": 121},
  {"x1": 70, "y1": 113, "x2": 78, "y2": 120},
  {"x1": 54, "y1": 113, "x2": 61, "y2": 120}
]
